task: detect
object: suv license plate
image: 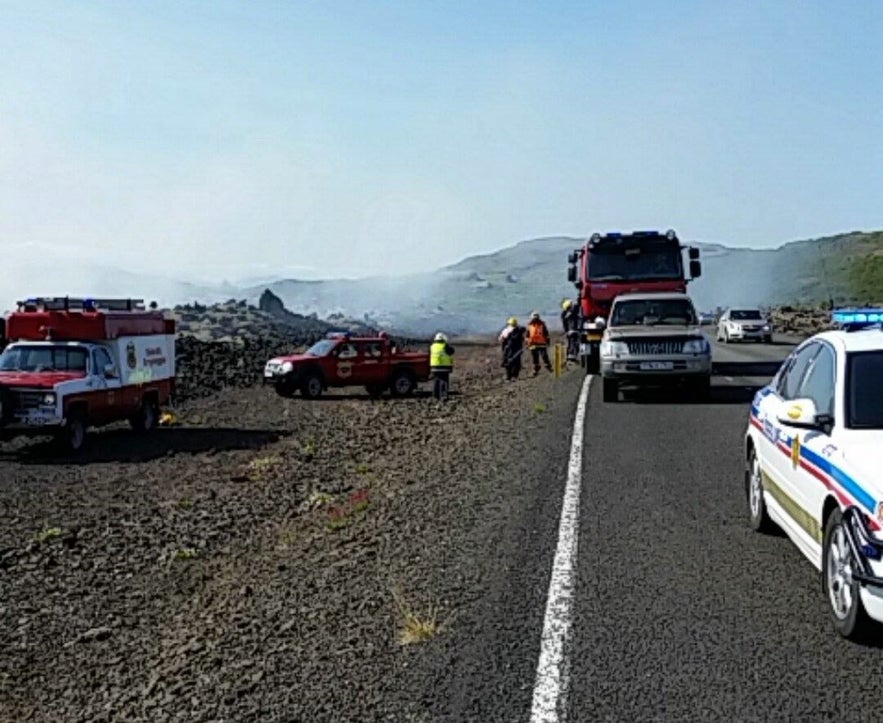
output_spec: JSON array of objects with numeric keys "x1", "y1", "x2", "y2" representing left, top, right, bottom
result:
[{"x1": 640, "y1": 361, "x2": 674, "y2": 371}]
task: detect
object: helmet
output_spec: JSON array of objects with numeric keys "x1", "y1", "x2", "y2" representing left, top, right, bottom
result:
[
  {"x1": 531, "y1": 311, "x2": 540, "y2": 320},
  {"x1": 562, "y1": 299, "x2": 572, "y2": 310},
  {"x1": 434, "y1": 332, "x2": 447, "y2": 342},
  {"x1": 508, "y1": 317, "x2": 517, "y2": 326}
]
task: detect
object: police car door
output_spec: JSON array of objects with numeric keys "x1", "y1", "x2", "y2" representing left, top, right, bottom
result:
[
  {"x1": 757, "y1": 342, "x2": 821, "y2": 540},
  {"x1": 782, "y1": 341, "x2": 838, "y2": 551}
]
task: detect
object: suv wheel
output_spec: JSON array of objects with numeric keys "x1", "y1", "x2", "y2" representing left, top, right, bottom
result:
[
  {"x1": 57, "y1": 409, "x2": 87, "y2": 454},
  {"x1": 389, "y1": 369, "x2": 416, "y2": 397}
]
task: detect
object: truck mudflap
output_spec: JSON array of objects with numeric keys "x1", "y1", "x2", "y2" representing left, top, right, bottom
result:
[
  {"x1": 579, "y1": 325, "x2": 604, "y2": 374},
  {"x1": 841, "y1": 506, "x2": 883, "y2": 589}
]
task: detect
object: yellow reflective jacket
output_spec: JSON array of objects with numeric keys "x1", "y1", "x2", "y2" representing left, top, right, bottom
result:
[{"x1": 430, "y1": 341, "x2": 454, "y2": 369}]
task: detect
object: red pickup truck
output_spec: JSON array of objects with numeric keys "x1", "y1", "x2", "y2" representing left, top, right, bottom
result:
[{"x1": 263, "y1": 333, "x2": 431, "y2": 399}]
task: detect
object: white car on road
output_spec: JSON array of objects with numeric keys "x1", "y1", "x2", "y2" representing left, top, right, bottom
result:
[
  {"x1": 744, "y1": 309, "x2": 883, "y2": 639},
  {"x1": 717, "y1": 307, "x2": 773, "y2": 343}
]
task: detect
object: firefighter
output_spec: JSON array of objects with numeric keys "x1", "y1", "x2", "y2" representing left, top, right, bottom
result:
[
  {"x1": 526, "y1": 311, "x2": 552, "y2": 376},
  {"x1": 500, "y1": 317, "x2": 527, "y2": 381},
  {"x1": 561, "y1": 299, "x2": 581, "y2": 361},
  {"x1": 429, "y1": 332, "x2": 455, "y2": 401}
]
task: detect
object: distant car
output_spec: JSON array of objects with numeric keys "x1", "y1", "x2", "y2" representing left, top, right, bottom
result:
[
  {"x1": 599, "y1": 291, "x2": 712, "y2": 402},
  {"x1": 263, "y1": 332, "x2": 431, "y2": 399},
  {"x1": 698, "y1": 311, "x2": 716, "y2": 326},
  {"x1": 745, "y1": 308, "x2": 883, "y2": 640},
  {"x1": 717, "y1": 307, "x2": 772, "y2": 343}
]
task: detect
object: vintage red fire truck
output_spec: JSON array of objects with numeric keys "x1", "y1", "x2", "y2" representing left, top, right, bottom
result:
[{"x1": 0, "y1": 297, "x2": 176, "y2": 453}]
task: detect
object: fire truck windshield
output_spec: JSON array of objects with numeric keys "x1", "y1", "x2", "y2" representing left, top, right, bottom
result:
[
  {"x1": 588, "y1": 246, "x2": 682, "y2": 282},
  {"x1": 0, "y1": 345, "x2": 89, "y2": 373}
]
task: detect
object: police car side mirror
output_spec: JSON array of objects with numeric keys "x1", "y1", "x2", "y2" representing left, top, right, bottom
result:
[{"x1": 776, "y1": 398, "x2": 831, "y2": 433}]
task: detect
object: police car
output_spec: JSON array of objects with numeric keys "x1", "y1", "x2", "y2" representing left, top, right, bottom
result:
[{"x1": 745, "y1": 309, "x2": 883, "y2": 639}]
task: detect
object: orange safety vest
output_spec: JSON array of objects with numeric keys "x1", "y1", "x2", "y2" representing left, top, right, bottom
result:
[{"x1": 527, "y1": 320, "x2": 549, "y2": 347}]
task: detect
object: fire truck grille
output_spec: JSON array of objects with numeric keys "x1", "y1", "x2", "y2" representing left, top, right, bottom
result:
[{"x1": 626, "y1": 339, "x2": 686, "y2": 355}]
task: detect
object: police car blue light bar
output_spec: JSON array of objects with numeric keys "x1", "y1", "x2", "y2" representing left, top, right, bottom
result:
[{"x1": 832, "y1": 308, "x2": 883, "y2": 327}]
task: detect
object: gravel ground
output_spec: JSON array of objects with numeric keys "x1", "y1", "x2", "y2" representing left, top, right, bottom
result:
[{"x1": 0, "y1": 341, "x2": 574, "y2": 722}]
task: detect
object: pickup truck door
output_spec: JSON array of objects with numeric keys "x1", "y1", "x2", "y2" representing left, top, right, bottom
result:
[
  {"x1": 357, "y1": 341, "x2": 387, "y2": 384},
  {"x1": 88, "y1": 347, "x2": 123, "y2": 423},
  {"x1": 329, "y1": 342, "x2": 359, "y2": 385}
]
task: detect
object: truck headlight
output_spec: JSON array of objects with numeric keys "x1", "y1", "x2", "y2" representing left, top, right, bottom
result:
[
  {"x1": 762, "y1": 324, "x2": 771, "y2": 331},
  {"x1": 600, "y1": 341, "x2": 628, "y2": 357},
  {"x1": 683, "y1": 339, "x2": 709, "y2": 354},
  {"x1": 42, "y1": 393, "x2": 56, "y2": 406},
  {"x1": 281, "y1": 361, "x2": 293, "y2": 373}
]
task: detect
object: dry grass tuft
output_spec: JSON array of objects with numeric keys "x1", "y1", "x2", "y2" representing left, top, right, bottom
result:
[{"x1": 392, "y1": 588, "x2": 444, "y2": 646}]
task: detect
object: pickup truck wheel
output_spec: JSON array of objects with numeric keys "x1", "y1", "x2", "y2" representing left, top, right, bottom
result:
[
  {"x1": 56, "y1": 410, "x2": 87, "y2": 454},
  {"x1": 300, "y1": 374, "x2": 323, "y2": 399},
  {"x1": 130, "y1": 397, "x2": 158, "y2": 432},
  {"x1": 823, "y1": 508, "x2": 874, "y2": 640},
  {"x1": 689, "y1": 376, "x2": 711, "y2": 402},
  {"x1": 602, "y1": 378, "x2": 618, "y2": 402},
  {"x1": 365, "y1": 383, "x2": 386, "y2": 398},
  {"x1": 389, "y1": 369, "x2": 416, "y2": 397},
  {"x1": 274, "y1": 378, "x2": 297, "y2": 398}
]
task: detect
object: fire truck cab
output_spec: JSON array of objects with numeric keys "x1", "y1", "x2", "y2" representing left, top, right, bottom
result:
[
  {"x1": 0, "y1": 297, "x2": 176, "y2": 453},
  {"x1": 567, "y1": 230, "x2": 702, "y2": 373}
]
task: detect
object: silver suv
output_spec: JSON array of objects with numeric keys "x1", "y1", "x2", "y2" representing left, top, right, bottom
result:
[{"x1": 600, "y1": 292, "x2": 712, "y2": 402}]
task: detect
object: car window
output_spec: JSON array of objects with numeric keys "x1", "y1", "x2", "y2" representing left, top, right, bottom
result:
[
  {"x1": 337, "y1": 343, "x2": 358, "y2": 360},
  {"x1": 93, "y1": 347, "x2": 114, "y2": 375},
  {"x1": 795, "y1": 343, "x2": 835, "y2": 417},
  {"x1": 776, "y1": 343, "x2": 820, "y2": 400},
  {"x1": 363, "y1": 342, "x2": 383, "y2": 358},
  {"x1": 846, "y1": 351, "x2": 883, "y2": 429}
]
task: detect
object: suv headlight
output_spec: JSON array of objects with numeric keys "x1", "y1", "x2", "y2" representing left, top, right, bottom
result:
[
  {"x1": 683, "y1": 338, "x2": 709, "y2": 354},
  {"x1": 600, "y1": 340, "x2": 628, "y2": 357},
  {"x1": 42, "y1": 393, "x2": 56, "y2": 406},
  {"x1": 762, "y1": 324, "x2": 771, "y2": 331}
]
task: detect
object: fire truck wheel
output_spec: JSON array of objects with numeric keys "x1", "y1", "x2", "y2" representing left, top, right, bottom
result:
[
  {"x1": 57, "y1": 410, "x2": 87, "y2": 454},
  {"x1": 300, "y1": 373, "x2": 324, "y2": 399},
  {"x1": 389, "y1": 369, "x2": 416, "y2": 397},
  {"x1": 131, "y1": 397, "x2": 159, "y2": 432}
]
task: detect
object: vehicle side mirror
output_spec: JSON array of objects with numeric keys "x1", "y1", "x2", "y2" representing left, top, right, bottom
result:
[
  {"x1": 776, "y1": 398, "x2": 832, "y2": 433},
  {"x1": 567, "y1": 265, "x2": 577, "y2": 283},
  {"x1": 567, "y1": 252, "x2": 578, "y2": 264},
  {"x1": 688, "y1": 247, "x2": 700, "y2": 260},
  {"x1": 104, "y1": 363, "x2": 118, "y2": 378},
  {"x1": 690, "y1": 260, "x2": 702, "y2": 279}
]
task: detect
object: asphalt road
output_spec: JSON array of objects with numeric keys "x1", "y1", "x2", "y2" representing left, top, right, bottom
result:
[{"x1": 411, "y1": 335, "x2": 883, "y2": 723}]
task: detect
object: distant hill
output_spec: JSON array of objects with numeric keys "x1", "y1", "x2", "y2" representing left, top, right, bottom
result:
[{"x1": 2, "y1": 230, "x2": 880, "y2": 335}]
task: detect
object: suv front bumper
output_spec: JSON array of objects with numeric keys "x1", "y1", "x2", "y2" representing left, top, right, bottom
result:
[{"x1": 601, "y1": 354, "x2": 711, "y2": 381}]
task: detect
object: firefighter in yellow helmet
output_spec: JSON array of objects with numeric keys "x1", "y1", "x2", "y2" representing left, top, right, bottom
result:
[
  {"x1": 527, "y1": 311, "x2": 553, "y2": 375},
  {"x1": 429, "y1": 332, "x2": 455, "y2": 401},
  {"x1": 561, "y1": 298, "x2": 581, "y2": 361}
]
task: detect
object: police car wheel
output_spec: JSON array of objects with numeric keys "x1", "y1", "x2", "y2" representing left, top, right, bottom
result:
[
  {"x1": 746, "y1": 448, "x2": 774, "y2": 534},
  {"x1": 822, "y1": 508, "x2": 875, "y2": 640}
]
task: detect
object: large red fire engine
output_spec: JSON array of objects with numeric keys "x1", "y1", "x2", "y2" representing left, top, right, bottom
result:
[{"x1": 0, "y1": 297, "x2": 176, "y2": 453}]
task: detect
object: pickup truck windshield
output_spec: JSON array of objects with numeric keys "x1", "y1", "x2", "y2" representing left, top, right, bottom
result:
[
  {"x1": 0, "y1": 345, "x2": 89, "y2": 372},
  {"x1": 730, "y1": 310, "x2": 763, "y2": 320},
  {"x1": 846, "y1": 351, "x2": 883, "y2": 429},
  {"x1": 589, "y1": 247, "x2": 682, "y2": 281},
  {"x1": 305, "y1": 340, "x2": 336, "y2": 357},
  {"x1": 611, "y1": 299, "x2": 697, "y2": 326}
]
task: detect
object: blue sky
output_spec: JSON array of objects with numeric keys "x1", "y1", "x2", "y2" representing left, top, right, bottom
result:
[{"x1": 0, "y1": 0, "x2": 881, "y2": 282}]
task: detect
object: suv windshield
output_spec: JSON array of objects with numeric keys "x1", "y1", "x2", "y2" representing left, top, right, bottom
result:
[
  {"x1": 730, "y1": 309, "x2": 763, "y2": 320},
  {"x1": 611, "y1": 299, "x2": 697, "y2": 326},
  {"x1": 0, "y1": 345, "x2": 89, "y2": 373},
  {"x1": 588, "y1": 247, "x2": 682, "y2": 281},
  {"x1": 846, "y1": 351, "x2": 883, "y2": 429},
  {"x1": 305, "y1": 339, "x2": 336, "y2": 357}
]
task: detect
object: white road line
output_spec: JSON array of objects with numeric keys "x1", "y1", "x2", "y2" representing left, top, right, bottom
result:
[{"x1": 529, "y1": 374, "x2": 592, "y2": 723}]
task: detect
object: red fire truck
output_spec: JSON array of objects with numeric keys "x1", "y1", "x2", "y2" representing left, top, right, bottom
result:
[
  {"x1": 0, "y1": 297, "x2": 176, "y2": 453},
  {"x1": 566, "y1": 230, "x2": 702, "y2": 372}
]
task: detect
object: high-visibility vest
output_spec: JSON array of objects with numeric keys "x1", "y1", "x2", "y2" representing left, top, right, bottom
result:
[
  {"x1": 430, "y1": 341, "x2": 453, "y2": 369},
  {"x1": 527, "y1": 321, "x2": 549, "y2": 346}
]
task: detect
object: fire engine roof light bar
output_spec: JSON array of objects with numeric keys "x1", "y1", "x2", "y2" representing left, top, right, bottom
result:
[
  {"x1": 17, "y1": 297, "x2": 148, "y2": 312},
  {"x1": 832, "y1": 308, "x2": 883, "y2": 331}
]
